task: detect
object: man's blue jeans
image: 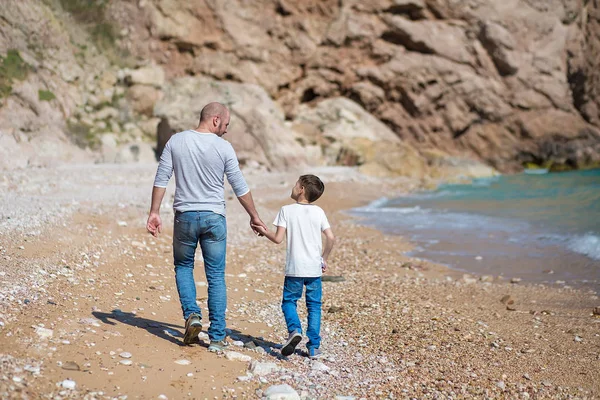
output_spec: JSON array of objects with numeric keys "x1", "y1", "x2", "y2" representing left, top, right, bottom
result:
[
  {"x1": 281, "y1": 276, "x2": 322, "y2": 350},
  {"x1": 173, "y1": 211, "x2": 227, "y2": 342}
]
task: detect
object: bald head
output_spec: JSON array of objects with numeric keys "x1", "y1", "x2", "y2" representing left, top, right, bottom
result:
[{"x1": 197, "y1": 102, "x2": 230, "y2": 136}]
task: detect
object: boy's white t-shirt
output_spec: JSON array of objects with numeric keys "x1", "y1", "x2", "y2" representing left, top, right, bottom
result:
[{"x1": 273, "y1": 203, "x2": 331, "y2": 277}]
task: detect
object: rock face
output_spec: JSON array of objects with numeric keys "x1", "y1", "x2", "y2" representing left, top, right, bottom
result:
[
  {"x1": 1, "y1": 0, "x2": 599, "y2": 174},
  {"x1": 127, "y1": 0, "x2": 600, "y2": 172}
]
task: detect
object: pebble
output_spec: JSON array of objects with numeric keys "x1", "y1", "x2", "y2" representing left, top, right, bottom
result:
[
  {"x1": 496, "y1": 381, "x2": 506, "y2": 390},
  {"x1": 232, "y1": 340, "x2": 244, "y2": 347},
  {"x1": 120, "y1": 352, "x2": 132, "y2": 359},
  {"x1": 35, "y1": 327, "x2": 54, "y2": 340},
  {"x1": 119, "y1": 360, "x2": 133, "y2": 366},
  {"x1": 158, "y1": 395, "x2": 168, "y2": 400},
  {"x1": 60, "y1": 379, "x2": 76, "y2": 390},
  {"x1": 250, "y1": 361, "x2": 280, "y2": 376},
  {"x1": 174, "y1": 359, "x2": 191, "y2": 365},
  {"x1": 263, "y1": 384, "x2": 300, "y2": 400},
  {"x1": 62, "y1": 361, "x2": 81, "y2": 371},
  {"x1": 574, "y1": 336, "x2": 583, "y2": 342},
  {"x1": 12, "y1": 376, "x2": 22, "y2": 383},
  {"x1": 24, "y1": 365, "x2": 40, "y2": 374},
  {"x1": 511, "y1": 277, "x2": 522, "y2": 284},
  {"x1": 311, "y1": 361, "x2": 330, "y2": 372},
  {"x1": 224, "y1": 351, "x2": 252, "y2": 362}
]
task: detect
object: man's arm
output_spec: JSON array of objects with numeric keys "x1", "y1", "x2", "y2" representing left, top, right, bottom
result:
[
  {"x1": 147, "y1": 187, "x2": 166, "y2": 237},
  {"x1": 147, "y1": 141, "x2": 172, "y2": 237},
  {"x1": 238, "y1": 191, "x2": 267, "y2": 233},
  {"x1": 223, "y1": 144, "x2": 266, "y2": 233}
]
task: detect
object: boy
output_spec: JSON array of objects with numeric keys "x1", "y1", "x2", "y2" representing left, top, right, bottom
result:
[{"x1": 254, "y1": 175, "x2": 335, "y2": 359}]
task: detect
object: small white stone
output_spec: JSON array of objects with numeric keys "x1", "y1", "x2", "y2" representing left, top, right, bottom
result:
[
  {"x1": 35, "y1": 327, "x2": 53, "y2": 340},
  {"x1": 574, "y1": 336, "x2": 583, "y2": 342},
  {"x1": 120, "y1": 352, "x2": 132, "y2": 359},
  {"x1": 158, "y1": 395, "x2": 168, "y2": 400},
  {"x1": 175, "y1": 359, "x2": 191, "y2": 365},
  {"x1": 475, "y1": 256, "x2": 483, "y2": 260},
  {"x1": 496, "y1": 381, "x2": 506, "y2": 390},
  {"x1": 225, "y1": 351, "x2": 252, "y2": 362},
  {"x1": 119, "y1": 360, "x2": 133, "y2": 366},
  {"x1": 311, "y1": 361, "x2": 330, "y2": 372},
  {"x1": 263, "y1": 384, "x2": 300, "y2": 400},
  {"x1": 187, "y1": 373, "x2": 193, "y2": 377},
  {"x1": 60, "y1": 379, "x2": 76, "y2": 390},
  {"x1": 250, "y1": 361, "x2": 280, "y2": 376},
  {"x1": 232, "y1": 340, "x2": 244, "y2": 347},
  {"x1": 117, "y1": 221, "x2": 128, "y2": 227},
  {"x1": 12, "y1": 376, "x2": 22, "y2": 383}
]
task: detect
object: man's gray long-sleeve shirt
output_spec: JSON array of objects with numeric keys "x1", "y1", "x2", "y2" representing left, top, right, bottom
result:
[{"x1": 153, "y1": 130, "x2": 249, "y2": 216}]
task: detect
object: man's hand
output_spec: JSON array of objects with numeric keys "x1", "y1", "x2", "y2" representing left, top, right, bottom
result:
[
  {"x1": 147, "y1": 212, "x2": 162, "y2": 237},
  {"x1": 253, "y1": 224, "x2": 269, "y2": 236},
  {"x1": 321, "y1": 259, "x2": 328, "y2": 273},
  {"x1": 250, "y1": 216, "x2": 267, "y2": 236}
]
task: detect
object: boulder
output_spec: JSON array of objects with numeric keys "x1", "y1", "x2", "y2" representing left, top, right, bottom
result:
[
  {"x1": 479, "y1": 21, "x2": 519, "y2": 76},
  {"x1": 154, "y1": 76, "x2": 307, "y2": 169},
  {"x1": 127, "y1": 85, "x2": 162, "y2": 116},
  {"x1": 293, "y1": 97, "x2": 429, "y2": 177},
  {"x1": 382, "y1": 16, "x2": 474, "y2": 65},
  {"x1": 124, "y1": 64, "x2": 165, "y2": 88}
]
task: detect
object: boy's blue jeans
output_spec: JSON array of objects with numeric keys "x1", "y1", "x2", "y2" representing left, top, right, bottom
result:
[
  {"x1": 173, "y1": 211, "x2": 227, "y2": 342},
  {"x1": 281, "y1": 276, "x2": 322, "y2": 350}
]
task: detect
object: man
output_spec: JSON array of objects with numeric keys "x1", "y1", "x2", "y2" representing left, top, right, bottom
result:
[{"x1": 146, "y1": 102, "x2": 266, "y2": 352}]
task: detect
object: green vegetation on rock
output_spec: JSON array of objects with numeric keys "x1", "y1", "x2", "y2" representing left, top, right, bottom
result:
[
  {"x1": 67, "y1": 120, "x2": 101, "y2": 150},
  {"x1": 0, "y1": 50, "x2": 30, "y2": 98},
  {"x1": 59, "y1": 0, "x2": 132, "y2": 67},
  {"x1": 58, "y1": 0, "x2": 108, "y2": 23},
  {"x1": 39, "y1": 89, "x2": 56, "y2": 101}
]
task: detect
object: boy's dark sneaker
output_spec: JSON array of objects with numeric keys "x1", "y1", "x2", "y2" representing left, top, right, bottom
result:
[
  {"x1": 308, "y1": 348, "x2": 323, "y2": 359},
  {"x1": 281, "y1": 331, "x2": 302, "y2": 357},
  {"x1": 183, "y1": 313, "x2": 202, "y2": 345},
  {"x1": 208, "y1": 339, "x2": 230, "y2": 353}
]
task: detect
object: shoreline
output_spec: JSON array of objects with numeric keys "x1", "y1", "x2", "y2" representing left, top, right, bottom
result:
[
  {"x1": 347, "y1": 179, "x2": 600, "y2": 295},
  {"x1": 0, "y1": 164, "x2": 598, "y2": 398}
]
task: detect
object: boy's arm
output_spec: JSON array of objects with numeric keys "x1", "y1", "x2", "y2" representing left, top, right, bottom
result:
[
  {"x1": 322, "y1": 228, "x2": 335, "y2": 261},
  {"x1": 259, "y1": 225, "x2": 286, "y2": 244}
]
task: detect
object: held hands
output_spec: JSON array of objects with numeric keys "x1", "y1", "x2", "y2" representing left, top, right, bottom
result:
[
  {"x1": 146, "y1": 213, "x2": 162, "y2": 237},
  {"x1": 250, "y1": 216, "x2": 267, "y2": 237},
  {"x1": 252, "y1": 224, "x2": 269, "y2": 236}
]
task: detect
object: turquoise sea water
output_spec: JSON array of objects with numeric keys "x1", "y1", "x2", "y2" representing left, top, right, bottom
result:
[{"x1": 351, "y1": 169, "x2": 600, "y2": 289}]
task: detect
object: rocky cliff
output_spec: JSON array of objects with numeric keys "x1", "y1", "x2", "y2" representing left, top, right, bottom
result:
[{"x1": 1, "y1": 0, "x2": 599, "y2": 175}]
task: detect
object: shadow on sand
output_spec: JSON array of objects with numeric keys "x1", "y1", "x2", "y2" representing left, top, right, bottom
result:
[{"x1": 92, "y1": 310, "x2": 291, "y2": 358}]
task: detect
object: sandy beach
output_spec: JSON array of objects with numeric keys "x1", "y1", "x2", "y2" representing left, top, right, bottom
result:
[{"x1": 0, "y1": 164, "x2": 598, "y2": 399}]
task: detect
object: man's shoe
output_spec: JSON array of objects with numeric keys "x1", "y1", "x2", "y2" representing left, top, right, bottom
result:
[
  {"x1": 183, "y1": 313, "x2": 202, "y2": 345},
  {"x1": 308, "y1": 348, "x2": 323, "y2": 359},
  {"x1": 208, "y1": 339, "x2": 230, "y2": 353},
  {"x1": 281, "y1": 331, "x2": 302, "y2": 357}
]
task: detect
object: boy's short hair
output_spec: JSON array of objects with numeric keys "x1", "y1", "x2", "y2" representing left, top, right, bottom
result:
[{"x1": 299, "y1": 174, "x2": 325, "y2": 203}]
